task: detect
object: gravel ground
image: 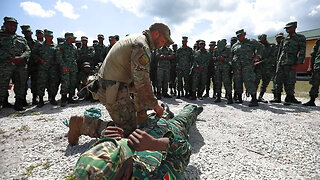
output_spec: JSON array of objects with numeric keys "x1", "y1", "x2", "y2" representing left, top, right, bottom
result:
[{"x1": 0, "y1": 90, "x2": 319, "y2": 180}]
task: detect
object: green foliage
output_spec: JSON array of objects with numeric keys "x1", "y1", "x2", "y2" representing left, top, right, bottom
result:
[{"x1": 65, "y1": 173, "x2": 76, "y2": 180}]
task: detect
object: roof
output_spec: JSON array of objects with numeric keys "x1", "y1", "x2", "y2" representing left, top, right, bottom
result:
[{"x1": 267, "y1": 28, "x2": 320, "y2": 44}]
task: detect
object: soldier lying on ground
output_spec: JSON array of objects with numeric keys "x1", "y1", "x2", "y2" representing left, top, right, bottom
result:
[{"x1": 66, "y1": 104, "x2": 203, "y2": 179}]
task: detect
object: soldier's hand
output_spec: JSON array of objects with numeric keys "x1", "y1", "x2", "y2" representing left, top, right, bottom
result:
[
  {"x1": 103, "y1": 126, "x2": 124, "y2": 140},
  {"x1": 217, "y1": 56, "x2": 225, "y2": 61},
  {"x1": 128, "y1": 129, "x2": 154, "y2": 151},
  {"x1": 10, "y1": 57, "x2": 24, "y2": 66},
  {"x1": 197, "y1": 66, "x2": 204, "y2": 72},
  {"x1": 154, "y1": 104, "x2": 164, "y2": 117},
  {"x1": 254, "y1": 61, "x2": 262, "y2": 66},
  {"x1": 252, "y1": 55, "x2": 260, "y2": 62},
  {"x1": 62, "y1": 66, "x2": 69, "y2": 74},
  {"x1": 39, "y1": 58, "x2": 46, "y2": 65}
]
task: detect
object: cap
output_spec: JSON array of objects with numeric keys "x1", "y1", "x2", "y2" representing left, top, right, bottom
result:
[
  {"x1": 199, "y1": 40, "x2": 205, "y2": 44},
  {"x1": 236, "y1": 29, "x2": 245, "y2": 36},
  {"x1": 75, "y1": 40, "x2": 81, "y2": 44},
  {"x1": 258, "y1": 34, "x2": 267, "y2": 41},
  {"x1": 275, "y1": 32, "x2": 284, "y2": 38},
  {"x1": 44, "y1": 29, "x2": 53, "y2": 36},
  {"x1": 97, "y1": 34, "x2": 104, "y2": 39},
  {"x1": 83, "y1": 62, "x2": 91, "y2": 68},
  {"x1": 81, "y1": 36, "x2": 88, "y2": 41},
  {"x1": 209, "y1": 41, "x2": 216, "y2": 46},
  {"x1": 193, "y1": 43, "x2": 198, "y2": 47},
  {"x1": 231, "y1": 37, "x2": 237, "y2": 41},
  {"x1": 284, "y1": 21, "x2": 297, "y2": 29},
  {"x1": 4, "y1": 17, "x2": 18, "y2": 24},
  {"x1": 36, "y1": 29, "x2": 44, "y2": 34},
  {"x1": 114, "y1": 35, "x2": 119, "y2": 41},
  {"x1": 108, "y1": 36, "x2": 115, "y2": 40},
  {"x1": 149, "y1": 22, "x2": 174, "y2": 45},
  {"x1": 20, "y1": 25, "x2": 32, "y2": 32},
  {"x1": 74, "y1": 138, "x2": 134, "y2": 180},
  {"x1": 65, "y1": 32, "x2": 76, "y2": 39},
  {"x1": 182, "y1": 36, "x2": 188, "y2": 41},
  {"x1": 172, "y1": 43, "x2": 177, "y2": 47},
  {"x1": 93, "y1": 40, "x2": 98, "y2": 43},
  {"x1": 57, "y1": 37, "x2": 65, "y2": 43}
]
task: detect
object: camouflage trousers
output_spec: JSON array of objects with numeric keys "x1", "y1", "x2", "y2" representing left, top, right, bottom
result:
[
  {"x1": 157, "y1": 67, "x2": 170, "y2": 94},
  {"x1": 37, "y1": 65, "x2": 60, "y2": 97},
  {"x1": 26, "y1": 68, "x2": 38, "y2": 96},
  {"x1": 192, "y1": 69, "x2": 208, "y2": 93},
  {"x1": 0, "y1": 63, "x2": 27, "y2": 102},
  {"x1": 255, "y1": 65, "x2": 275, "y2": 94},
  {"x1": 177, "y1": 68, "x2": 191, "y2": 91},
  {"x1": 273, "y1": 65, "x2": 296, "y2": 95},
  {"x1": 169, "y1": 68, "x2": 177, "y2": 90},
  {"x1": 309, "y1": 69, "x2": 320, "y2": 98},
  {"x1": 232, "y1": 60, "x2": 256, "y2": 94},
  {"x1": 60, "y1": 70, "x2": 77, "y2": 96},
  {"x1": 214, "y1": 65, "x2": 232, "y2": 94},
  {"x1": 206, "y1": 68, "x2": 215, "y2": 93},
  {"x1": 97, "y1": 80, "x2": 137, "y2": 137}
]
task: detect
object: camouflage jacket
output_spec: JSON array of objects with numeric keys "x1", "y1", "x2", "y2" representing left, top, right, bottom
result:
[
  {"x1": 94, "y1": 43, "x2": 107, "y2": 65},
  {"x1": 156, "y1": 46, "x2": 173, "y2": 70},
  {"x1": 56, "y1": 42, "x2": 78, "y2": 72},
  {"x1": 256, "y1": 42, "x2": 277, "y2": 69},
  {"x1": 0, "y1": 31, "x2": 30, "y2": 66},
  {"x1": 213, "y1": 45, "x2": 231, "y2": 68},
  {"x1": 193, "y1": 49, "x2": 211, "y2": 71},
  {"x1": 311, "y1": 39, "x2": 320, "y2": 70},
  {"x1": 34, "y1": 41, "x2": 57, "y2": 69},
  {"x1": 231, "y1": 38, "x2": 263, "y2": 65},
  {"x1": 77, "y1": 46, "x2": 95, "y2": 70},
  {"x1": 278, "y1": 33, "x2": 306, "y2": 66},
  {"x1": 176, "y1": 46, "x2": 193, "y2": 70}
]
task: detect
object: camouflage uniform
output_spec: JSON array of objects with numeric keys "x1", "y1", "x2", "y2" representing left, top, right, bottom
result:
[
  {"x1": 231, "y1": 29, "x2": 263, "y2": 105},
  {"x1": 192, "y1": 41, "x2": 211, "y2": 99},
  {"x1": 255, "y1": 34, "x2": 277, "y2": 102},
  {"x1": 176, "y1": 37, "x2": 193, "y2": 97},
  {"x1": 271, "y1": 33, "x2": 284, "y2": 96},
  {"x1": 74, "y1": 104, "x2": 200, "y2": 180},
  {"x1": 273, "y1": 22, "x2": 306, "y2": 104},
  {"x1": 156, "y1": 46, "x2": 173, "y2": 98},
  {"x1": 213, "y1": 39, "x2": 232, "y2": 102},
  {"x1": 56, "y1": 33, "x2": 78, "y2": 100},
  {"x1": 149, "y1": 50, "x2": 158, "y2": 94},
  {"x1": 0, "y1": 17, "x2": 30, "y2": 110},
  {"x1": 205, "y1": 41, "x2": 216, "y2": 97},
  {"x1": 94, "y1": 34, "x2": 107, "y2": 67}
]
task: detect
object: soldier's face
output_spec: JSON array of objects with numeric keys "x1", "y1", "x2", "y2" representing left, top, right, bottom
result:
[
  {"x1": 82, "y1": 40, "x2": 88, "y2": 46},
  {"x1": 200, "y1": 43, "x2": 205, "y2": 49},
  {"x1": 44, "y1": 35, "x2": 53, "y2": 42},
  {"x1": 154, "y1": 32, "x2": 168, "y2": 49},
  {"x1": 36, "y1": 33, "x2": 44, "y2": 40},
  {"x1": 209, "y1": 45, "x2": 215, "y2": 50},
  {"x1": 182, "y1": 40, "x2": 187, "y2": 46},
  {"x1": 5, "y1": 22, "x2": 17, "y2": 34},
  {"x1": 285, "y1": 26, "x2": 296, "y2": 34},
  {"x1": 109, "y1": 39, "x2": 116, "y2": 46},
  {"x1": 237, "y1": 33, "x2": 245, "y2": 42}
]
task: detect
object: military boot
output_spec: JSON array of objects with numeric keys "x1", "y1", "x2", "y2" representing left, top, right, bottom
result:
[
  {"x1": 283, "y1": 95, "x2": 291, "y2": 105},
  {"x1": 37, "y1": 96, "x2": 44, "y2": 108},
  {"x1": 156, "y1": 92, "x2": 162, "y2": 100},
  {"x1": 248, "y1": 93, "x2": 259, "y2": 107},
  {"x1": 68, "y1": 94, "x2": 76, "y2": 104},
  {"x1": 203, "y1": 89, "x2": 209, "y2": 98},
  {"x1": 177, "y1": 90, "x2": 181, "y2": 99},
  {"x1": 227, "y1": 93, "x2": 233, "y2": 104},
  {"x1": 184, "y1": 90, "x2": 190, "y2": 98},
  {"x1": 161, "y1": 103, "x2": 174, "y2": 119},
  {"x1": 257, "y1": 92, "x2": 268, "y2": 103},
  {"x1": 3, "y1": 95, "x2": 13, "y2": 108},
  {"x1": 61, "y1": 95, "x2": 67, "y2": 107},
  {"x1": 290, "y1": 95, "x2": 301, "y2": 104},
  {"x1": 269, "y1": 93, "x2": 281, "y2": 103},
  {"x1": 21, "y1": 97, "x2": 28, "y2": 107},
  {"x1": 234, "y1": 93, "x2": 243, "y2": 103},
  {"x1": 214, "y1": 93, "x2": 221, "y2": 103},
  {"x1": 190, "y1": 91, "x2": 196, "y2": 100},
  {"x1": 50, "y1": 95, "x2": 58, "y2": 105},
  {"x1": 162, "y1": 92, "x2": 172, "y2": 98},
  {"x1": 303, "y1": 97, "x2": 316, "y2": 106},
  {"x1": 32, "y1": 94, "x2": 38, "y2": 105},
  {"x1": 14, "y1": 99, "x2": 25, "y2": 111}
]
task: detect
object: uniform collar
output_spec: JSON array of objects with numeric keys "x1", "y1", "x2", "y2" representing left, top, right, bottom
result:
[{"x1": 143, "y1": 30, "x2": 155, "y2": 50}]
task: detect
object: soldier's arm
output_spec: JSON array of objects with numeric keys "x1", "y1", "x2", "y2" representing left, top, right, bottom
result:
[
  {"x1": 297, "y1": 35, "x2": 307, "y2": 64},
  {"x1": 56, "y1": 45, "x2": 65, "y2": 67},
  {"x1": 130, "y1": 42, "x2": 158, "y2": 110}
]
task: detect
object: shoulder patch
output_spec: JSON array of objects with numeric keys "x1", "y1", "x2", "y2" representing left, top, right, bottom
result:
[{"x1": 138, "y1": 54, "x2": 150, "y2": 66}]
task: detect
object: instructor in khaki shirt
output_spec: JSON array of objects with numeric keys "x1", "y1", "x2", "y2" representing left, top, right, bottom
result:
[{"x1": 97, "y1": 23, "x2": 174, "y2": 137}]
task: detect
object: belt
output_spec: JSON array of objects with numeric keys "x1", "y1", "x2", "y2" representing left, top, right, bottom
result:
[{"x1": 98, "y1": 78, "x2": 127, "y2": 90}]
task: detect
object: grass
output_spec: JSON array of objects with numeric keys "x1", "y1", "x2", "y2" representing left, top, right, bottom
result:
[
  {"x1": 18, "y1": 125, "x2": 30, "y2": 132},
  {"x1": 21, "y1": 162, "x2": 51, "y2": 176},
  {"x1": 262, "y1": 81, "x2": 311, "y2": 98},
  {"x1": 65, "y1": 173, "x2": 76, "y2": 180},
  {"x1": 8, "y1": 112, "x2": 20, "y2": 118},
  {"x1": 0, "y1": 129, "x2": 5, "y2": 134},
  {"x1": 31, "y1": 111, "x2": 44, "y2": 116},
  {"x1": 22, "y1": 137, "x2": 31, "y2": 141}
]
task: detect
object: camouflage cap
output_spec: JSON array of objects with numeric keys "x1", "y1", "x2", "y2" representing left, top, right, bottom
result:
[
  {"x1": 74, "y1": 138, "x2": 134, "y2": 180},
  {"x1": 36, "y1": 29, "x2": 44, "y2": 34},
  {"x1": 97, "y1": 34, "x2": 104, "y2": 39},
  {"x1": 20, "y1": 25, "x2": 32, "y2": 32},
  {"x1": 44, "y1": 29, "x2": 53, "y2": 36},
  {"x1": 65, "y1": 32, "x2": 76, "y2": 39},
  {"x1": 275, "y1": 32, "x2": 284, "y2": 38},
  {"x1": 108, "y1": 36, "x2": 115, "y2": 40},
  {"x1": 231, "y1": 37, "x2": 237, "y2": 41},
  {"x1": 284, "y1": 21, "x2": 297, "y2": 29},
  {"x1": 81, "y1": 36, "x2": 88, "y2": 41},
  {"x1": 182, "y1": 36, "x2": 188, "y2": 41},
  {"x1": 114, "y1": 35, "x2": 119, "y2": 41},
  {"x1": 236, "y1": 29, "x2": 245, "y2": 36},
  {"x1": 149, "y1": 22, "x2": 174, "y2": 45},
  {"x1": 83, "y1": 62, "x2": 91, "y2": 68},
  {"x1": 209, "y1": 41, "x2": 216, "y2": 46},
  {"x1": 258, "y1": 34, "x2": 267, "y2": 41},
  {"x1": 4, "y1": 16, "x2": 18, "y2": 24}
]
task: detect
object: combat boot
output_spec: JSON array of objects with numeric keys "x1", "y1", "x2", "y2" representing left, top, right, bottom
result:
[
  {"x1": 257, "y1": 92, "x2": 268, "y2": 103},
  {"x1": 303, "y1": 97, "x2": 316, "y2": 106},
  {"x1": 32, "y1": 94, "x2": 38, "y2": 105},
  {"x1": 161, "y1": 103, "x2": 175, "y2": 119},
  {"x1": 283, "y1": 95, "x2": 291, "y2": 105},
  {"x1": 269, "y1": 93, "x2": 281, "y2": 103},
  {"x1": 68, "y1": 94, "x2": 76, "y2": 104},
  {"x1": 14, "y1": 99, "x2": 25, "y2": 111},
  {"x1": 290, "y1": 95, "x2": 301, "y2": 104},
  {"x1": 37, "y1": 96, "x2": 44, "y2": 108},
  {"x1": 234, "y1": 93, "x2": 243, "y2": 103},
  {"x1": 163, "y1": 93, "x2": 172, "y2": 98},
  {"x1": 248, "y1": 93, "x2": 259, "y2": 107},
  {"x1": 61, "y1": 95, "x2": 67, "y2": 107},
  {"x1": 227, "y1": 93, "x2": 233, "y2": 104},
  {"x1": 203, "y1": 90, "x2": 209, "y2": 98},
  {"x1": 177, "y1": 90, "x2": 181, "y2": 99},
  {"x1": 184, "y1": 90, "x2": 189, "y2": 98},
  {"x1": 50, "y1": 95, "x2": 58, "y2": 105},
  {"x1": 190, "y1": 91, "x2": 196, "y2": 100},
  {"x1": 3, "y1": 95, "x2": 13, "y2": 108},
  {"x1": 196, "y1": 106, "x2": 204, "y2": 115},
  {"x1": 214, "y1": 93, "x2": 221, "y2": 103},
  {"x1": 156, "y1": 92, "x2": 162, "y2": 100},
  {"x1": 21, "y1": 97, "x2": 28, "y2": 107}
]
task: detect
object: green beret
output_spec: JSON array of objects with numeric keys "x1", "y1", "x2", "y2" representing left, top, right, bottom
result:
[
  {"x1": 108, "y1": 36, "x2": 115, "y2": 40},
  {"x1": 284, "y1": 21, "x2": 297, "y2": 29},
  {"x1": 20, "y1": 25, "x2": 32, "y2": 32},
  {"x1": 65, "y1": 32, "x2": 76, "y2": 39},
  {"x1": 231, "y1": 37, "x2": 237, "y2": 41},
  {"x1": 236, "y1": 29, "x2": 245, "y2": 36},
  {"x1": 81, "y1": 36, "x2": 88, "y2": 41},
  {"x1": 275, "y1": 33, "x2": 284, "y2": 38},
  {"x1": 114, "y1": 35, "x2": 119, "y2": 40},
  {"x1": 36, "y1": 29, "x2": 43, "y2": 34},
  {"x1": 4, "y1": 16, "x2": 18, "y2": 24},
  {"x1": 97, "y1": 34, "x2": 104, "y2": 39},
  {"x1": 209, "y1": 41, "x2": 216, "y2": 46},
  {"x1": 258, "y1": 34, "x2": 267, "y2": 41},
  {"x1": 44, "y1": 29, "x2": 53, "y2": 36},
  {"x1": 182, "y1": 36, "x2": 188, "y2": 41},
  {"x1": 74, "y1": 138, "x2": 134, "y2": 180}
]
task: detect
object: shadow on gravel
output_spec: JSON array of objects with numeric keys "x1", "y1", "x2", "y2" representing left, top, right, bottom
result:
[
  {"x1": 183, "y1": 165, "x2": 201, "y2": 180},
  {"x1": 189, "y1": 121, "x2": 205, "y2": 154},
  {"x1": 65, "y1": 139, "x2": 96, "y2": 156}
]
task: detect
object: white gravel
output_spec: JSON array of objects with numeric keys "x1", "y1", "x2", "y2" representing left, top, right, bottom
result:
[{"x1": 0, "y1": 90, "x2": 319, "y2": 180}]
